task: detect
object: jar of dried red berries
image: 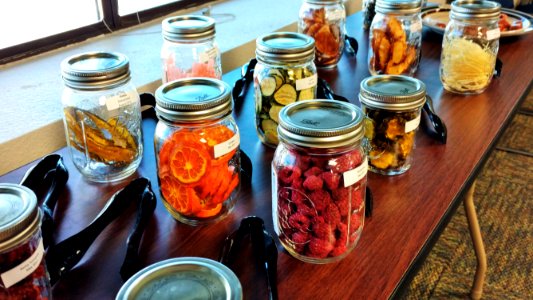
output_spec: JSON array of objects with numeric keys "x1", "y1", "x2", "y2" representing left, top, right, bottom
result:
[
  {"x1": 154, "y1": 78, "x2": 240, "y2": 226},
  {"x1": 299, "y1": 0, "x2": 346, "y2": 68},
  {"x1": 272, "y1": 100, "x2": 367, "y2": 263},
  {"x1": 0, "y1": 184, "x2": 50, "y2": 299}
]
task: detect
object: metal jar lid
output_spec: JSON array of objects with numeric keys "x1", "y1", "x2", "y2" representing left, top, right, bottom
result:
[
  {"x1": 451, "y1": 0, "x2": 501, "y2": 21},
  {"x1": 277, "y1": 100, "x2": 364, "y2": 148},
  {"x1": 61, "y1": 51, "x2": 131, "y2": 90},
  {"x1": 359, "y1": 75, "x2": 426, "y2": 111},
  {"x1": 304, "y1": 0, "x2": 343, "y2": 4},
  {"x1": 155, "y1": 78, "x2": 232, "y2": 122},
  {"x1": 376, "y1": 0, "x2": 422, "y2": 14},
  {"x1": 256, "y1": 32, "x2": 315, "y2": 64},
  {"x1": 0, "y1": 184, "x2": 41, "y2": 252},
  {"x1": 116, "y1": 257, "x2": 242, "y2": 300},
  {"x1": 162, "y1": 15, "x2": 216, "y2": 41}
]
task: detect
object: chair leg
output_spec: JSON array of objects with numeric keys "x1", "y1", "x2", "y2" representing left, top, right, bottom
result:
[{"x1": 463, "y1": 181, "x2": 487, "y2": 300}]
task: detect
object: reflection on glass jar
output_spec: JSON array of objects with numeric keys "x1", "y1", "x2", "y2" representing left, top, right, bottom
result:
[
  {"x1": 0, "y1": 184, "x2": 51, "y2": 299},
  {"x1": 362, "y1": 0, "x2": 377, "y2": 30},
  {"x1": 359, "y1": 75, "x2": 426, "y2": 175},
  {"x1": 154, "y1": 78, "x2": 240, "y2": 226},
  {"x1": 368, "y1": 0, "x2": 422, "y2": 76},
  {"x1": 161, "y1": 15, "x2": 222, "y2": 82},
  {"x1": 272, "y1": 100, "x2": 367, "y2": 264},
  {"x1": 254, "y1": 32, "x2": 317, "y2": 148},
  {"x1": 299, "y1": 0, "x2": 346, "y2": 68},
  {"x1": 60, "y1": 52, "x2": 143, "y2": 183},
  {"x1": 440, "y1": 0, "x2": 500, "y2": 94}
]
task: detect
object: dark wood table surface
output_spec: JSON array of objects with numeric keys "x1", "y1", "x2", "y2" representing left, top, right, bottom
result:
[{"x1": 1, "y1": 12, "x2": 532, "y2": 300}]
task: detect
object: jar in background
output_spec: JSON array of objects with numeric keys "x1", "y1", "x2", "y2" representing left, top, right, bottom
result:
[
  {"x1": 0, "y1": 184, "x2": 50, "y2": 299},
  {"x1": 61, "y1": 52, "x2": 143, "y2": 183},
  {"x1": 368, "y1": 0, "x2": 422, "y2": 76},
  {"x1": 161, "y1": 15, "x2": 222, "y2": 83},
  {"x1": 299, "y1": 0, "x2": 346, "y2": 68},
  {"x1": 116, "y1": 257, "x2": 242, "y2": 300},
  {"x1": 359, "y1": 75, "x2": 426, "y2": 175},
  {"x1": 254, "y1": 32, "x2": 317, "y2": 148},
  {"x1": 154, "y1": 78, "x2": 240, "y2": 226},
  {"x1": 362, "y1": 0, "x2": 377, "y2": 30},
  {"x1": 272, "y1": 100, "x2": 367, "y2": 264},
  {"x1": 440, "y1": 0, "x2": 500, "y2": 94}
]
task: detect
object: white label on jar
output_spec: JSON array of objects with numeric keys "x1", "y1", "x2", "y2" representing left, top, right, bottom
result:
[
  {"x1": 326, "y1": 10, "x2": 345, "y2": 21},
  {"x1": 105, "y1": 90, "x2": 138, "y2": 112},
  {"x1": 213, "y1": 132, "x2": 240, "y2": 158},
  {"x1": 199, "y1": 46, "x2": 219, "y2": 64},
  {"x1": 405, "y1": 114, "x2": 421, "y2": 133},
  {"x1": 410, "y1": 21, "x2": 422, "y2": 32},
  {"x1": 343, "y1": 160, "x2": 368, "y2": 188},
  {"x1": 1, "y1": 238, "x2": 44, "y2": 288},
  {"x1": 486, "y1": 28, "x2": 500, "y2": 41},
  {"x1": 271, "y1": 166, "x2": 280, "y2": 235},
  {"x1": 295, "y1": 74, "x2": 318, "y2": 91}
]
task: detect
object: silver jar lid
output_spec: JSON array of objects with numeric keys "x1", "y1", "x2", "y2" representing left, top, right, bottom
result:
[
  {"x1": 0, "y1": 183, "x2": 41, "y2": 252},
  {"x1": 451, "y1": 0, "x2": 501, "y2": 21},
  {"x1": 155, "y1": 78, "x2": 232, "y2": 122},
  {"x1": 376, "y1": 0, "x2": 422, "y2": 14},
  {"x1": 278, "y1": 100, "x2": 364, "y2": 148},
  {"x1": 61, "y1": 51, "x2": 130, "y2": 90},
  {"x1": 116, "y1": 257, "x2": 242, "y2": 300},
  {"x1": 304, "y1": 0, "x2": 342, "y2": 3},
  {"x1": 256, "y1": 32, "x2": 315, "y2": 64},
  {"x1": 162, "y1": 15, "x2": 215, "y2": 41},
  {"x1": 359, "y1": 75, "x2": 426, "y2": 111}
]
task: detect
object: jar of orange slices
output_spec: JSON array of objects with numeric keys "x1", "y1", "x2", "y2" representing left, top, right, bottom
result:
[{"x1": 154, "y1": 78, "x2": 240, "y2": 225}]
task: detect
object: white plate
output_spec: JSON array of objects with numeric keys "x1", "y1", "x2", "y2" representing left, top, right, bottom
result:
[{"x1": 421, "y1": 6, "x2": 533, "y2": 37}]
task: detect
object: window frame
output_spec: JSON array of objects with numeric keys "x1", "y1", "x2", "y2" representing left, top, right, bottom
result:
[{"x1": 0, "y1": 0, "x2": 215, "y2": 65}]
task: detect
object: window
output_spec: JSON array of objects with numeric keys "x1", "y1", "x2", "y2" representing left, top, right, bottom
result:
[{"x1": 0, "y1": 0, "x2": 214, "y2": 64}]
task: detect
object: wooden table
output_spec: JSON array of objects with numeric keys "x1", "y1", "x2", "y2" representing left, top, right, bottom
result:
[{"x1": 1, "y1": 12, "x2": 532, "y2": 300}]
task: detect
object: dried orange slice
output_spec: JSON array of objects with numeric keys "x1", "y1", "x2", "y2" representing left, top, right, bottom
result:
[
  {"x1": 160, "y1": 176, "x2": 190, "y2": 213},
  {"x1": 196, "y1": 203, "x2": 222, "y2": 218},
  {"x1": 170, "y1": 146, "x2": 209, "y2": 184}
]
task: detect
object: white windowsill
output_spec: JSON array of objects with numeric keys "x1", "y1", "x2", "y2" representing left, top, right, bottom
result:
[{"x1": 0, "y1": 0, "x2": 361, "y2": 175}]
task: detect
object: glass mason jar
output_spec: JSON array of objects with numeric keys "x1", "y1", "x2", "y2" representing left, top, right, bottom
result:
[
  {"x1": 254, "y1": 32, "x2": 317, "y2": 148},
  {"x1": 368, "y1": 0, "x2": 422, "y2": 76},
  {"x1": 61, "y1": 52, "x2": 143, "y2": 183},
  {"x1": 440, "y1": 0, "x2": 500, "y2": 94},
  {"x1": 272, "y1": 100, "x2": 367, "y2": 264},
  {"x1": 359, "y1": 75, "x2": 426, "y2": 175},
  {"x1": 161, "y1": 15, "x2": 222, "y2": 83},
  {"x1": 0, "y1": 184, "x2": 51, "y2": 299},
  {"x1": 298, "y1": 0, "x2": 346, "y2": 68},
  {"x1": 154, "y1": 78, "x2": 240, "y2": 226},
  {"x1": 363, "y1": 0, "x2": 377, "y2": 30}
]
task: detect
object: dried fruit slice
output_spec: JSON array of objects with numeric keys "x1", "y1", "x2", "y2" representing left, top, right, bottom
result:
[
  {"x1": 260, "y1": 76, "x2": 277, "y2": 96},
  {"x1": 274, "y1": 84, "x2": 297, "y2": 105},
  {"x1": 196, "y1": 203, "x2": 223, "y2": 218},
  {"x1": 170, "y1": 146, "x2": 209, "y2": 184}
]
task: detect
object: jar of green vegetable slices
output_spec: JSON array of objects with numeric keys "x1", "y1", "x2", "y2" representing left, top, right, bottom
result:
[{"x1": 254, "y1": 32, "x2": 317, "y2": 147}]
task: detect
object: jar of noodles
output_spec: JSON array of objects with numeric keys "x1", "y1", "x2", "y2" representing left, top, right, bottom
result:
[
  {"x1": 299, "y1": 0, "x2": 346, "y2": 68},
  {"x1": 359, "y1": 75, "x2": 426, "y2": 175},
  {"x1": 440, "y1": 0, "x2": 500, "y2": 94},
  {"x1": 154, "y1": 78, "x2": 240, "y2": 225},
  {"x1": 272, "y1": 100, "x2": 367, "y2": 263},
  {"x1": 254, "y1": 32, "x2": 317, "y2": 147},
  {"x1": 161, "y1": 15, "x2": 222, "y2": 83},
  {"x1": 368, "y1": 0, "x2": 422, "y2": 76}
]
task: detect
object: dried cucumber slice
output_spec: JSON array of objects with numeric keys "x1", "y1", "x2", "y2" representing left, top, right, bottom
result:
[
  {"x1": 274, "y1": 84, "x2": 297, "y2": 105},
  {"x1": 298, "y1": 88, "x2": 314, "y2": 101},
  {"x1": 269, "y1": 105, "x2": 283, "y2": 123},
  {"x1": 261, "y1": 119, "x2": 279, "y2": 145},
  {"x1": 260, "y1": 76, "x2": 276, "y2": 97}
]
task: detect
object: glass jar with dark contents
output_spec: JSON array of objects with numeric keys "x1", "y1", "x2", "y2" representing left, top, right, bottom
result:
[
  {"x1": 359, "y1": 75, "x2": 426, "y2": 175},
  {"x1": 272, "y1": 100, "x2": 367, "y2": 264},
  {"x1": 154, "y1": 78, "x2": 240, "y2": 226},
  {"x1": 0, "y1": 184, "x2": 50, "y2": 299}
]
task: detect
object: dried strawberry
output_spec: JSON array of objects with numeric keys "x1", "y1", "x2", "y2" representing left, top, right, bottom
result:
[{"x1": 303, "y1": 175, "x2": 323, "y2": 191}]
